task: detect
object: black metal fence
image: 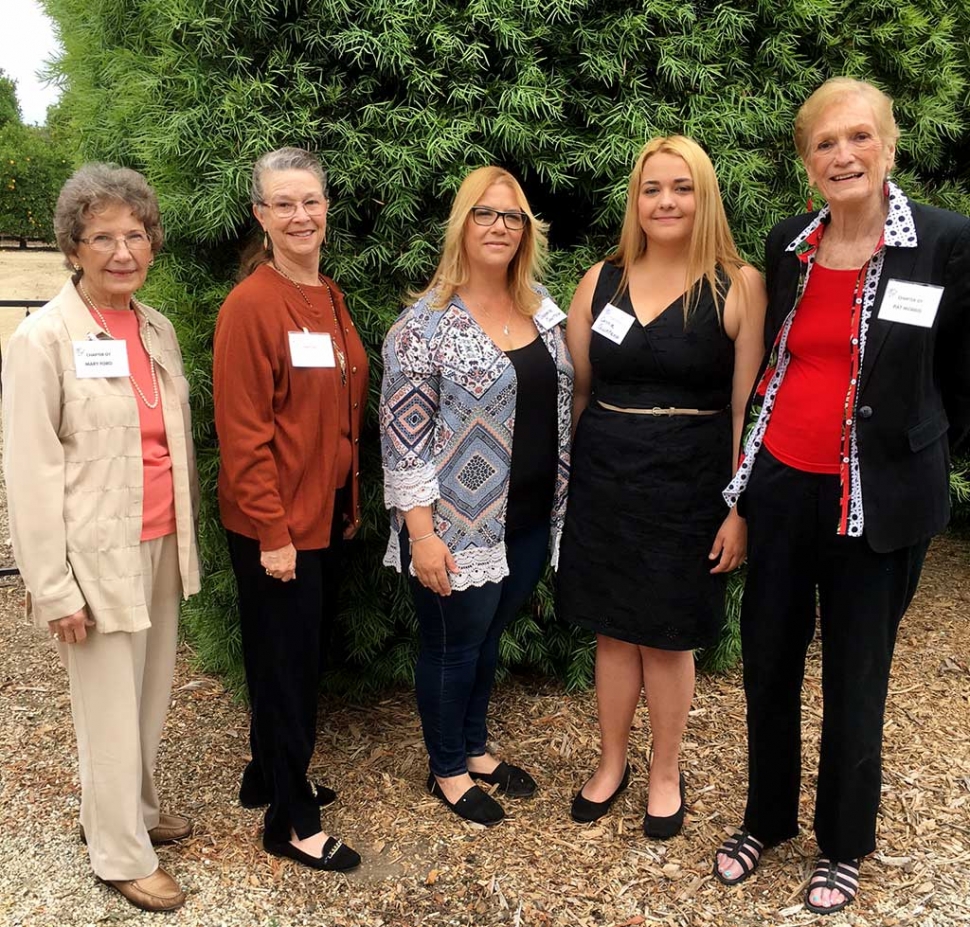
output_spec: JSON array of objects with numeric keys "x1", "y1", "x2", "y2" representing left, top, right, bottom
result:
[{"x1": 0, "y1": 300, "x2": 45, "y2": 579}]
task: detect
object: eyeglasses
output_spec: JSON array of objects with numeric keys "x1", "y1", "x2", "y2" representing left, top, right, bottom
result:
[
  {"x1": 469, "y1": 207, "x2": 529, "y2": 231},
  {"x1": 258, "y1": 198, "x2": 327, "y2": 219},
  {"x1": 77, "y1": 232, "x2": 152, "y2": 252}
]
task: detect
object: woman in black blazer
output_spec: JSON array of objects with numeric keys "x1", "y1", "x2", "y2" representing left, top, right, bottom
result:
[{"x1": 713, "y1": 77, "x2": 970, "y2": 915}]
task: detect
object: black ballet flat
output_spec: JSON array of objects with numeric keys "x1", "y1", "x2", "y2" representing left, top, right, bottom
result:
[
  {"x1": 262, "y1": 833, "x2": 361, "y2": 872},
  {"x1": 469, "y1": 761, "x2": 537, "y2": 798},
  {"x1": 427, "y1": 773, "x2": 505, "y2": 826},
  {"x1": 570, "y1": 763, "x2": 631, "y2": 823},
  {"x1": 643, "y1": 772, "x2": 686, "y2": 840}
]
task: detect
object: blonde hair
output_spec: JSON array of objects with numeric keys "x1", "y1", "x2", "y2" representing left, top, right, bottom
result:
[
  {"x1": 415, "y1": 166, "x2": 549, "y2": 315},
  {"x1": 611, "y1": 135, "x2": 747, "y2": 324},
  {"x1": 794, "y1": 78, "x2": 899, "y2": 163}
]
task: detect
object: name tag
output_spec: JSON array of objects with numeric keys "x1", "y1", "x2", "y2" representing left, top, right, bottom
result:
[
  {"x1": 534, "y1": 297, "x2": 567, "y2": 331},
  {"x1": 591, "y1": 302, "x2": 635, "y2": 344},
  {"x1": 877, "y1": 280, "x2": 943, "y2": 329},
  {"x1": 73, "y1": 339, "x2": 129, "y2": 378},
  {"x1": 288, "y1": 330, "x2": 335, "y2": 368}
]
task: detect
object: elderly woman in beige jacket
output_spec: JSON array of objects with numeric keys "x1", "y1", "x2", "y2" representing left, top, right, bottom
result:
[{"x1": 2, "y1": 164, "x2": 200, "y2": 913}]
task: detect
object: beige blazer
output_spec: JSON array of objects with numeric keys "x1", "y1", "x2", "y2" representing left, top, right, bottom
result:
[{"x1": 2, "y1": 279, "x2": 201, "y2": 632}]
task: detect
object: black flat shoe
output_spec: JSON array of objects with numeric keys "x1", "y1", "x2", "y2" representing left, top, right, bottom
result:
[
  {"x1": 469, "y1": 761, "x2": 537, "y2": 798},
  {"x1": 427, "y1": 773, "x2": 505, "y2": 826},
  {"x1": 570, "y1": 763, "x2": 631, "y2": 823},
  {"x1": 262, "y1": 834, "x2": 360, "y2": 872},
  {"x1": 643, "y1": 772, "x2": 686, "y2": 840},
  {"x1": 240, "y1": 778, "x2": 337, "y2": 810}
]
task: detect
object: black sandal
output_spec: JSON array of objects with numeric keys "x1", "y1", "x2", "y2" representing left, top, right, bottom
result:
[
  {"x1": 805, "y1": 857, "x2": 859, "y2": 915},
  {"x1": 712, "y1": 829, "x2": 765, "y2": 885}
]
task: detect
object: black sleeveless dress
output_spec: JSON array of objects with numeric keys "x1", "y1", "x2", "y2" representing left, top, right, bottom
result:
[{"x1": 557, "y1": 262, "x2": 735, "y2": 650}]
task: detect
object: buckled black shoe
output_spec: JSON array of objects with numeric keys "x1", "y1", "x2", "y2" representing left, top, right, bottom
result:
[{"x1": 262, "y1": 833, "x2": 361, "y2": 872}]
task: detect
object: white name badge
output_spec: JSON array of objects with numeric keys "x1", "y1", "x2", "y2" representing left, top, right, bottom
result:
[
  {"x1": 73, "y1": 339, "x2": 129, "y2": 378},
  {"x1": 877, "y1": 279, "x2": 944, "y2": 329},
  {"x1": 534, "y1": 297, "x2": 567, "y2": 331},
  {"x1": 288, "y1": 330, "x2": 336, "y2": 368},
  {"x1": 591, "y1": 302, "x2": 635, "y2": 344}
]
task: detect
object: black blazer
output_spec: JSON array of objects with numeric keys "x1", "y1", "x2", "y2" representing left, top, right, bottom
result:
[{"x1": 758, "y1": 199, "x2": 970, "y2": 552}]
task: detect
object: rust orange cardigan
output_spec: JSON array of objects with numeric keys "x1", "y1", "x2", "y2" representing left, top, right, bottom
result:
[{"x1": 213, "y1": 263, "x2": 369, "y2": 551}]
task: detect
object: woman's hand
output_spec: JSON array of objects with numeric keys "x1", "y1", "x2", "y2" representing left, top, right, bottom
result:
[
  {"x1": 411, "y1": 535, "x2": 459, "y2": 596},
  {"x1": 709, "y1": 508, "x2": 747, "y2": 574},
  {"x1": 342, "y1": 518, "x2": 359, "y2": 541},
  {"x1": 261, "y1": 543, "x2": 297, "y2": 582},
  {"x1": 49, "y1": 606, "x2": 95, "y2": 644}
]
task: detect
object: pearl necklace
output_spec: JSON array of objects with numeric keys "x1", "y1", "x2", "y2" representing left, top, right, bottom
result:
[
  {"x1": 78, "y1": 283, "x2": 160, "y2": 410},
  {"x1": 271, "y1": 263, "x2": 347, "y2": 386}
]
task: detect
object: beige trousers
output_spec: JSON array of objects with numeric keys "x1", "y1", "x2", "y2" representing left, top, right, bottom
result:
[{"x1": 57, "y1": 533, "x2": 181, "y2": 881}]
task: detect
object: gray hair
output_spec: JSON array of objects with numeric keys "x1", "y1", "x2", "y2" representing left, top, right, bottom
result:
[
  {"x1": 54, "y1": 163, "x2": 163, "y2": 270},
  {"x1": 251, "y1": 147, "x2": 328, "y2": 204}
]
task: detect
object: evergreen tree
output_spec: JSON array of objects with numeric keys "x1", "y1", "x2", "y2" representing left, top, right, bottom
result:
[{"x1": 40, "y1": 0, "x2": 970, "y2": 693}]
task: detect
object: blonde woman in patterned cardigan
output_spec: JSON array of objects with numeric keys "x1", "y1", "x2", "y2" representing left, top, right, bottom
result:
[{"x1": 380, "y1": 166, "x2": 573, "y2": 826}]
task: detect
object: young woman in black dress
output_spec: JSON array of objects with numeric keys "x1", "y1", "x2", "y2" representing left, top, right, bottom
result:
[{"x1": 558, "y1": 136, "x2": 766, "y2": 837}]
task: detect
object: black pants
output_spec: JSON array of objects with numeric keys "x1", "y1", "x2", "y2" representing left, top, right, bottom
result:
[
  {"x1": 226, "y1": 521, "x2": 344, "y2": 842},
  {"x1": 740, "y1": 450, "x2": 928, "y2": 860}
]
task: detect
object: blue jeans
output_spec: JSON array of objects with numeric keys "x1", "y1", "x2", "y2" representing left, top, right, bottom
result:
[{"x1": 402, "y1": 523, "x2": 549, "y2": 778}]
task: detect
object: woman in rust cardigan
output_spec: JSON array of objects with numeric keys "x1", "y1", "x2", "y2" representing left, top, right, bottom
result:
[{"x1": 213, "y1": 147, "x2": 368, "y2": 872}]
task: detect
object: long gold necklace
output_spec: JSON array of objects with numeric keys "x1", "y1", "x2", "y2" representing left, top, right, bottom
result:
[
  {"x1": 78, "y1": 283, "x2": 160, "y2": 409},
  {"x1": 271, "y1": 263, "x2": 347, "y2": 385}
]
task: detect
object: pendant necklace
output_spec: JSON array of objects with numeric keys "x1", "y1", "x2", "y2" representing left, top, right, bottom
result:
[
  {"x1": 462, "y1": 290, "x2": 515, "y2": 337},
  {"x1": 78, "y1": 283, "x2": 160, "y2": 409},
  {"x1": 272, "y1": 263, "x2": 347, "y2": 385}
]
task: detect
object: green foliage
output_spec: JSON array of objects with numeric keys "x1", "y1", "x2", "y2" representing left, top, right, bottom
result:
[
  {"x1": 0, "y1": 122, "x2": 73, "y2": 244},
  {"x1": 0, "y1": 69, "x2": 21, "y2": 129},
  {"x1": 41, "y1": 0, "x2": 970, "y2": 693},
  {"x1": 951, "y1": 456, "x2": 970, "y2": 529}
]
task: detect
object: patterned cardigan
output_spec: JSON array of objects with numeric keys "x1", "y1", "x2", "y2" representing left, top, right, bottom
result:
[{"x1": 380, "y1": 288, "x2": 573, "y2": 591}]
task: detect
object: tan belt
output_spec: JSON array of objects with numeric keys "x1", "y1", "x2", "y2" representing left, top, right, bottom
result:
[{"x1": 597, "y1": 400, "x2": 725, "y2": 416}]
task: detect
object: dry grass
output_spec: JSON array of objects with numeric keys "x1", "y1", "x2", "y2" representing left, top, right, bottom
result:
[{"x1": 1, "y1": 533, "x2": 968, "y2": 927}]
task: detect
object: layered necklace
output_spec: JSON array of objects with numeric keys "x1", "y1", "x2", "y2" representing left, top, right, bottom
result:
[
  {"x1": 78, "y1": 282, "x2": 160, "y2": 409},
  {"x1": 271, "y1": 262, "x2": 347, "y2": 385}
]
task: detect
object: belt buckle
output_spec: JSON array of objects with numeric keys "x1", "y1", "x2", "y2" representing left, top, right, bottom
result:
[{"x1": 650, "y1": 407, "x2": 665, "y2": 416}]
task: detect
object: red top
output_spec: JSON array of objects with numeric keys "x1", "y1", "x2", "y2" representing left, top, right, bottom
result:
[
  {"x1": 763, "y1": 264, "x2": 859, "y2": 474},
  {"x1": 213, "y1": 264, "x2": 369, "y2": 551},
  {"x1": 90, "y1": 307, "x2": 177, "y2": 540}
]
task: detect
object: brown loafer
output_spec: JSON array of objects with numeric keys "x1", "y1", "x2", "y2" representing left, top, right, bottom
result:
[
  {"x1": 148, "y1": 813, "x2": 193, "y2": 844},
  {"x1": 106, "y1": 865, "x2": 185, "y2": 912},
  {"x1": 80, "y1": 813, "x2": 193, "y2": 846}
]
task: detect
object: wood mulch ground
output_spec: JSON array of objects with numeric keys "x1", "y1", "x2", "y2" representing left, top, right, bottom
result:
[
  {"x1": 1, "y1": 529, "x2": 968, "y2": 927},
  {"x1": 1, "y1": 254, "x2": 969, "y2": 925}
]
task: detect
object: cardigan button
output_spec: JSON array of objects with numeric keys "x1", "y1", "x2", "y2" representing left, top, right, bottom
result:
[
  {"x1": 859, "y1": 405, "x2": 873, "y2": 419},
  {"x1": 353, "y1": 402, "x2": 359, "y2": 409}
]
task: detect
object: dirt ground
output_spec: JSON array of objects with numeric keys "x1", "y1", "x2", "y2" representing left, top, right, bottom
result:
[
  {"x1": 1, "y1": 253, "x2": 969, "y2": 927},
  {"x1": 0, "y1": 250, "x2": 67, "y2": 353}
]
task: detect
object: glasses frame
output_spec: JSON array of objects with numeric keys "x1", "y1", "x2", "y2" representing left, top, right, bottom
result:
[
  {"x1": 257, "y1": 198, "x2": 328, "y2": 220},
  {"x1": 76, "y1": 232, "x2": 153, "y2": 252},
  {"x1": 468, "y1": 206, "x2": 530, "y2": 231}
]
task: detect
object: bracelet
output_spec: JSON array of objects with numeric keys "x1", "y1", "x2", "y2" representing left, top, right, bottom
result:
[{"x1": 408, "y1": 531, "x2": 436, "y2": 546}]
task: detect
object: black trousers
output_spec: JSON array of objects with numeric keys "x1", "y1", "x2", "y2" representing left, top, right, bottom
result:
[
  {"x1": 226, "y1": 521, "x2": 344, "y2": 842},
  {"x1": 740, "y1": 450, "x2": 928, "y2": 860}
]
